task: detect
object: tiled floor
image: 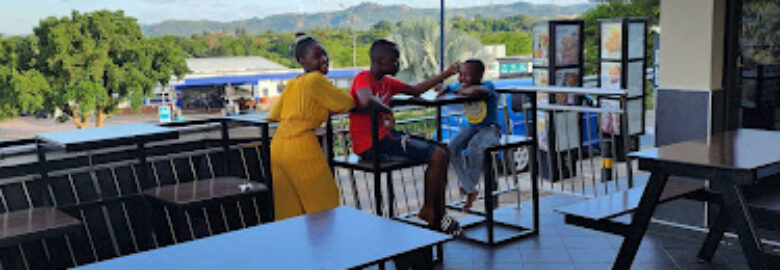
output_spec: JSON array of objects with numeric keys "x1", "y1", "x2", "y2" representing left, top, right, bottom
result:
[{"x1": 381, "y1": 195, "x2": 752, "y2": 270}]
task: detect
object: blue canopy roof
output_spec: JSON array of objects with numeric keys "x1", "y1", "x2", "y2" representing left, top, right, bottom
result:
[{"x1": 175, "y1": 68, "x2": 363, "y2": 90}]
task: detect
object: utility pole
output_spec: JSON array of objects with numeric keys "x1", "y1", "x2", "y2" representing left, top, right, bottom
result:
[{"x1": 440, "y1": 0, "x2": 445, "y2": 72}]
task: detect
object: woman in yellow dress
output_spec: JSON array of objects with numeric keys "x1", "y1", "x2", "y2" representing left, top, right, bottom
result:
[{"x1": 268, "y1": 33, "x2": 354, "y2": 220}]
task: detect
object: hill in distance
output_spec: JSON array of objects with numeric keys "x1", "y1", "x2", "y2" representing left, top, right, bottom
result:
[{"x1": 142, "y1": 1, "x2": 592, "y2": 36}]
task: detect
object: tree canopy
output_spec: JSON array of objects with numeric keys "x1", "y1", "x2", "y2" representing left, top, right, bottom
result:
[
  {"x1": 0, "y1": 10, "x2": 189, "y2": 128},
  {"x1": 388, "y1": 20, "x2": 495, "y2": 83},
  {"x1": 34, "y1": 10, "x2": 189, "y2": 127}
]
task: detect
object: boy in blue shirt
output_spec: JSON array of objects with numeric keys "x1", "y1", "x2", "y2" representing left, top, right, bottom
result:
[{"x1": 439, "y1": 59, "x2": 500, "y2": 210}]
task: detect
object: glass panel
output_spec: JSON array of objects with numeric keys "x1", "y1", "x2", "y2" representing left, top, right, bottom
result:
[
  {"x1": 627, "y1": 61, "x2": 644, "y2": 97},
  {"x1": 628, "y1": 98, "x2": 643, "y2": 135},
  {"x1": 628, "y1": 22, "x2": 645, "y2": 59},
  {"x1": 738, "y1": 0, "x2": 780, "y2": 130}
]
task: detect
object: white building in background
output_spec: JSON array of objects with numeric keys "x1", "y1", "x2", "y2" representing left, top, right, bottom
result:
[{"x1": 140, "y1": 56, "x2": 361, "y2": 113}]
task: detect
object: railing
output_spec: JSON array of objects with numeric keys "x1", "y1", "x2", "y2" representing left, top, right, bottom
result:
[
  {"x1": 323, "y1": 83, "x2": 641, "y2": 219},
  {"x1": 498, "y1": 86, "x2": 637, "y2": 199}
]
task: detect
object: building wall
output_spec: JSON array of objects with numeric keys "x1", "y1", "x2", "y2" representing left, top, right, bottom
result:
[
  {"x1": 658, "y1": 0, "x2": 725, "y2": 91},
  {"x1": 656, "y1": 0, "x2": 726, "y2": 146},
  {"x1": 654, "y1": 0, "x2": 727, "y2": 229}
]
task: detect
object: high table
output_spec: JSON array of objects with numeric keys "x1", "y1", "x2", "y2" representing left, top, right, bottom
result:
[
  {"x1": 391, "y1": 91, "x2": 483, "y2": 142},
  {"x1": 73, "y1": 206, "x2": 452, "y2": 270},
  {"x1": 620, "y1": 129, "x2": 780, "y2": 270}
]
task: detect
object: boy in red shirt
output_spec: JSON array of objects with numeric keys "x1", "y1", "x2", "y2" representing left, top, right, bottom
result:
[{"x1": 349, "y1": 39, "x2": 461, "y2": 235}]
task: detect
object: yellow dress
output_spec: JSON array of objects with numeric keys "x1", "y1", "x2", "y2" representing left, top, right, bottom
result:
[{"x1": 268, "y1": 72, "x2": 354, "y2": 220}]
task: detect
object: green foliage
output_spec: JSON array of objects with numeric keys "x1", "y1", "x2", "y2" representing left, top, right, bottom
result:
[
  {"x1": 451, "y1": 15, "x2": 535, "y2": 56},
  {"x1": 481, "y1": 32, "x2": 532, "y2": 56},
  {"x1": 581, "y1": 1, "x2": 659, "y2": 75},
  {"x1": 388, "y1": 20, "x2": 494, "y2": 83},
  {"x1": 31, "y1": 10, "x2": 189, "y2": 122},
  {"x1": 451, "y1": 15, "x2": 534, "y2": 33},
  {"x1": 167, "y1": 15, "x2": 536, "y2": 69}
]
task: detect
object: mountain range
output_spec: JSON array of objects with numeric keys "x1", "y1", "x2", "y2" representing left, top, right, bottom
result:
[{"x1": 141, "y1": 1, "x2": 592, "y2": 37}]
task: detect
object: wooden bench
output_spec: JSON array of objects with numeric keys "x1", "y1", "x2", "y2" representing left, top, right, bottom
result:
[
  {"x1": 0, "y1": 207, "x2": 80, "y2": 248},
  {"x1": 554, "y1": 178, "x2": 705, "y2": 235},
  {"x1": 145, "y1": 116, "x2": 273, "y2": 230},
  {"x1": 144, "y1": 176, "x2": 268, "y2": 209}
]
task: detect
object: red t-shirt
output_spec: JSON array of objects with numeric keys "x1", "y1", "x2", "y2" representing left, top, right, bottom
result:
[{"x1": 349, "y1": 70, "x2": 408, "y2": 154}]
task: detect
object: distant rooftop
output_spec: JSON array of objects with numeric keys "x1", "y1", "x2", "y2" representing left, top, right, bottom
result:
[{"x1": 186, "y1": 56, "x2": 290, "y2": 77}]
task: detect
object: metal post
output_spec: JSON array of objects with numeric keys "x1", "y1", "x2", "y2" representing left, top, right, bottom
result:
[
  {"x1": 484, "y1": 150, "x2": 495, "y2": 244},
  {"x1": 529, "y1": 92, "x2": 540, "y2": 231},
  {"x1": 620, "y1": 96, "x2": 633, "y2": 188},
  {"x1": 371, "y1": 108, "x2": 383, "y2": 216},
  {"x1": 439, "y1": 0, "x2": 445, "y2": 73},
  {"x1": 326, "y1": 115, "x2": 335, "y2": 176},
  {"x1": 220, "y1": 119, "x2": 230, "y2": 176},
  {"x1": 436, "y1": 106, "x2": 443, "y2": 142},
  {"x1": 261, "y1": 122, "x2": 273, "y2": 220},
  {"x1": 36, "y1": 139, "x2": 49, "y2": 192}
]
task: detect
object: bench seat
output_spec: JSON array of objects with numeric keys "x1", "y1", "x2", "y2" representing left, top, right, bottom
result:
[
  {"x1": 144, "y1": 176, "x2": 268, "y2": 208},
  {"x1": 332, "y1": 154, "x2": 426, "y2": 173},
  {"x1": 0, "y1": 207, "x2": 81, "y2": 248},
  {"x1": 555, "y1": 178, "x2": 705, "y2": 220}
]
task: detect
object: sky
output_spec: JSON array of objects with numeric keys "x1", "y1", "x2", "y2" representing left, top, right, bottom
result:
[{"x1": 0, "y1": 0, "x2": 589, "y2": 36}]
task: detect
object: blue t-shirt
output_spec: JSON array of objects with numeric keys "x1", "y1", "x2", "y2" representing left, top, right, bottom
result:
[{"x1": 445, "y1": 81, "x2": 499, "y2": 128}]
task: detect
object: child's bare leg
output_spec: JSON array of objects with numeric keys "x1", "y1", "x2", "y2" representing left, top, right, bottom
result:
[{"x1": 418, "y1": 146, "x2": 449, "y2": 226}]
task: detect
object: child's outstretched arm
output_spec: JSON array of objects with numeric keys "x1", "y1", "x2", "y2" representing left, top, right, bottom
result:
[
  {"x1": 401, "y1": 62, "x2": 459, "y2": 96},
  {"x1": 453, "y1": 85, "x2": 490, "y2": 97}
]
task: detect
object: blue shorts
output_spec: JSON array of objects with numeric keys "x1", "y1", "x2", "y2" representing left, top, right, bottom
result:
[{"x1": 358, "y1": 130, "x2": 436, "y2": 164}]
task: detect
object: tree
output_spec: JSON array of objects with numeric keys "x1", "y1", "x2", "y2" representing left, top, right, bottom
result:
[
  {"x1": 0, "y1": 36, "x2": 49, "y2": 120},
  {"x1": 371, "y1": 20, "x2": 394, "y2": 32},
  {"x1": 481, "y1": 31, "x2": 532, "y2": 56},
  {"x1": 33, "y1": 10, "x2": 189, "y2": 128},
  {"x1": 387, "y1": 20, "x2": 494, "y2": 83}
]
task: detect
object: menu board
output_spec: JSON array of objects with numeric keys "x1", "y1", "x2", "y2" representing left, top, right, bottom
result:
[
  {"x1": 600, "y1": 99, "x2": 621, "y2": 135},
  {"x1": 555, "y1": 25, "x2": 580, "y2": 66},
  {"x1": 628, "y1": 22, "x2": 645, "y2": 59},
  {"x1": 537, "y1": 111, "x2": 549, "y2": 151},
  {"x1": 601, "y1": 22, "x2": 622, "y2": 60},
  {"x1": 600, "y1": 62, "x2": 622, "y2": 89},
  {"x1": 555, "y1": 68, "x2": 580, "y2": 105},
  {"x1": 627, "y1": 61, "x2": 644, "y2": 97},
  {"x1": 555, "y1": 68, "x2": 580, "y2": 87},
  {"x1": 599, "y1": 99, "x2": 644, "y2": 135},
  {"x1": 533, "y1": 68, "x2": 550, "y2": 87},
  {"x1": 532, "y1": 23, "x2": 550, "y2": 67},
  {"x1": 534, "y1": 68, "x2": 550, "y2": 106}
]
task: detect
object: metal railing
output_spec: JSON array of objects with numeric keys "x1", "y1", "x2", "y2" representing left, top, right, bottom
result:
[
  {"x1": 324, "y1": 84, "x2": 640, "y2": 219},
  {"x1": 498, "y1": 85, "x2": 637, "y2": 199}
]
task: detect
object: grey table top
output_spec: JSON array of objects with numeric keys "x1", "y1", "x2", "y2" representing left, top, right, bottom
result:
[
  {"x1": 36, "y1": 123, "x2": 179, "y2": 152},
  {"x1": 73, "y1": 206, "x2": 451, "y2": 270}
]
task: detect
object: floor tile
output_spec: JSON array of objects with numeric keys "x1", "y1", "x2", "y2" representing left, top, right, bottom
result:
[{"x1": 567, "y1": 248, "x2": 617, "y2": 263}]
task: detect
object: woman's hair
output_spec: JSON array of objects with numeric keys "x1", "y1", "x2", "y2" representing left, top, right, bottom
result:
[{"x1": 293, "y1": 32, "x2": 318, "y2": 63}]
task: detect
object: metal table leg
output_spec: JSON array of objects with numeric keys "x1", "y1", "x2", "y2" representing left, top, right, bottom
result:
[{"x1": 613, "y1": 171, "x2": 669, "y2": 269}]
